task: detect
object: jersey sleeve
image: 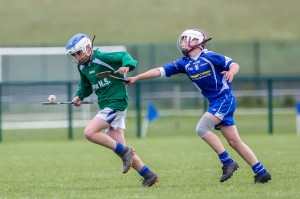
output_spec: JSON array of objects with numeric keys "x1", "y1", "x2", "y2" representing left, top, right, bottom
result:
[
  {"x1": 162, "y1": 58, "x2": 186, "y2": 77},
  {"x1": 204, "y1": 52, "x2": 235, "y2": 71},
  {"x1": 75, "y1": 67, "x2": 93, "y2": 100},
  {"x1": 121, "y1": 52, "x2": 137, "y2": 71},
  {"x1": 101, "y1": 52, "x2": 137, "y2": 72}
]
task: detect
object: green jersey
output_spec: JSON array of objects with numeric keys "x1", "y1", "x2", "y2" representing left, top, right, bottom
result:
[{"x1": 75, "y1": 49, "x2": 137, "y2": 111}]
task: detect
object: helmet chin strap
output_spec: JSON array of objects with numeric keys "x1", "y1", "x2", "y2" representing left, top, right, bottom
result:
[{"x1": 182, "y1": 38, "x2": 212, "y2": 56}]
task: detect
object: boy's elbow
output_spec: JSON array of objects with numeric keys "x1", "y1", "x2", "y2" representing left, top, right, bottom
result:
[{"x1": 231, "y1": 63, "x2": 240, "y2": 73}]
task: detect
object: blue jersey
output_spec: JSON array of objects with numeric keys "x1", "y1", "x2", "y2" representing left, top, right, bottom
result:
[{"x1": 162, "y1": 49, "x2": 235, "y2": 102}]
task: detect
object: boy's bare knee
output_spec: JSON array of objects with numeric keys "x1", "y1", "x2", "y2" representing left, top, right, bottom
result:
[
  {"x1": 84, "y1": 129, "x2": 94, "y2": 141},
  {"x1": 228, "y1": 139, "x2": 241, "y2": 149}
]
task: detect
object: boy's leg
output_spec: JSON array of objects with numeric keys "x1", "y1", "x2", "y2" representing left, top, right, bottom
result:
[
  {"x1": 220, "y1": 125, "x2": 271, "y2": 183},
  {"x1": 202, "y1": 131, "x2": 239, "y2": 182},
  {"x1": 107, "y1": 128, "x2": 135, "y2": 173},
  {"x1": 108, "y1": 128, "x2": 159, "y2": 186},
  {"x1": 220, "y1": 125, "x2": 259, "y2": 166},
  {"x1": 198, "y1": 112, "x2": 239, "y2": 182},
  {"x1": 83, "y1": 116, "x2": 116, "y2": 149},
  {"x1": 83, "y1": 114, "x2": 134, "y2": 173}
]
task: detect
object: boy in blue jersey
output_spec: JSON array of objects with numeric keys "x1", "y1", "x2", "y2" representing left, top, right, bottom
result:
[{"x1": 126, "y1": 29, "x2": 271, "y2": 183}]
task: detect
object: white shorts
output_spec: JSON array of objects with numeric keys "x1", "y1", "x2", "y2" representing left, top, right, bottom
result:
[{"x1": 95, "y1": 107, "x2": 126, "y2": 133}]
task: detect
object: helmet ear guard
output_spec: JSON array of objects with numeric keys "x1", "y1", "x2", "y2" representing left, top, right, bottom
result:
[
  {"x1": 191, "y1": 37, "x2": 212, "y2": 51},
  {"x1": 193, "y1": 29, "x2": 211, "y2": 49}
]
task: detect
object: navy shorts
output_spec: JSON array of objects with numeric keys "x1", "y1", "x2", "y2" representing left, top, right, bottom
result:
[{"x1": 207, "y1": 92, "x2": 236, "y2": 130}]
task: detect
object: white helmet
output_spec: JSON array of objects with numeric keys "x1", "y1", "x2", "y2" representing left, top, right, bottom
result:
[
  {"x1": 177, "y1": 29, "x2": 211, "y2": 56},
  {"x1": 65, "y1": 33, "x2": 92, "y2": 64}
]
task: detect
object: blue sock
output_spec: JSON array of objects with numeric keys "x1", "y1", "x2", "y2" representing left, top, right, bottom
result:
[
  {"x1": 252, "y1": 162, "x2": 266, "y2": 175},
  {"x1": 218, "y1": 151, "x2": 234, "y2": 165},
  {"x1": 114, "y1": 142, "x2": 123, "y2": 154},
  {"x1": 138, "y1": 165, "x2": 150, "y2": 177}
]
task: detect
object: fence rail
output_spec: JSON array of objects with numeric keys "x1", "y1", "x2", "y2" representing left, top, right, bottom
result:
[{"x1": 0, "y1": 76, "x2": 300, "y2": 142}]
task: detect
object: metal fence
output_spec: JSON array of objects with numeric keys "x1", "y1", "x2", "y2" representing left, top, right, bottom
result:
[{"x1": 0, "y1": 76, "x2": 299, "y2": 142}]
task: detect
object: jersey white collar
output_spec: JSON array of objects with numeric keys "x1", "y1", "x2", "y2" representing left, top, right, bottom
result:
[{"x1": 190, "y1": 49, "x2": 208, "y2": 60}]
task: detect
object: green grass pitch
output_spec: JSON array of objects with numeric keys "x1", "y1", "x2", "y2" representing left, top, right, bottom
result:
[{"x1": 1, "y1": 114, "x2": 299, "y2": 199}]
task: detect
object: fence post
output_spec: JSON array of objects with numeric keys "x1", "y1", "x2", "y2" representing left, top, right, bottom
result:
[
  {"x1": 254, "y1": 41, "x2": 260, "y2": 77},
  {"x1": 135, "y1": 82, "x2": 142, "y2": 137},
  {"x1": 254, "y1": 41, "x2": 261, "y2": 89},
  {"x1": 267, "y1": 79, "x2": 273, "y2": 134},
  {"x1": 67, "y1": 82, "x2": 73, "y2": 140}
]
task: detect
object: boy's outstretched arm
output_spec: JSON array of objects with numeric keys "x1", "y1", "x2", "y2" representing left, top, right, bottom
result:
[{"x1": 126, "y1": 68, "x2": 161, "y2": 85}]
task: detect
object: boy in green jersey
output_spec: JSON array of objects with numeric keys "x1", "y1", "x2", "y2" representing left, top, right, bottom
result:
[{"x1": 65, "y1": 33, "x2": 159, "y2": 187}]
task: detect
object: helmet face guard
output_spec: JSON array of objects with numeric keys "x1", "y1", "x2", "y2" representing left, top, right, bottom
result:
[
  {"x1": 177, "y1": 29, "x2": 212, "y2": 56},
  {"x1": 65, "y1": 33, "x2": 92, "y2": 64}
]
